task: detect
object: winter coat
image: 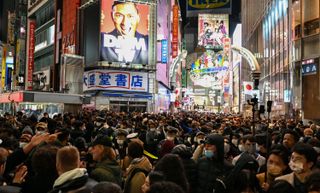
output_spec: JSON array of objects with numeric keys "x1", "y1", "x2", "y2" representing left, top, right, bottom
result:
[
  {"x1": 196, "y1": 135, "x2": 233, "y2": 193},
  {"x1": 48, "y1": 168, "x2": 97, "y2": 193},
  {"x1": 123, "y1": 156, "x2": 152, "y2": 193},
  {"x1": 90, "y1": 158, "x2": 122, "y2": 185}
]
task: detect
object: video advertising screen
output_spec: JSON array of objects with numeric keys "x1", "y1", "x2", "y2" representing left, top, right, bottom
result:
[{"x1": 100, "y1": 0, "x2": 149, "y2": 65}]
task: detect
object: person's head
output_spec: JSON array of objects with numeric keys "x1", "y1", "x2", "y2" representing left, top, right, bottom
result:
[
  {"x1": 92, "y1": 182, "x2": 122, "y2": 193},
  {"x1": 0, "y1": 147, "x2": 8, "y2": 176},
  {"x1": 111, "y1": 2, "x2": 140, "y2": 38},
  {"x1": 35, "y1": 122, "x2": 48, "y2": 134},
  {"x1": 142, "y1": 171, "x2": 165, "y2": 193},
  {"x1": 204, "y1": 134, "x2": 224, "y2": 161},
  {"x1": 147, "y1": 181, "x2": 185, "y2": 193},
  {"x1": 127, "y1": 141, "x2": 144, "y2": 159},
  {"x1": 89, "y1": 135, "x2": 115, "y2": 162},
  {"x1": 304, "y1": 128, "x2": 314, "y2": 138},
  {"x1": 282, "y1": 130, "x2": 299, "y2": 149},
  {"x1": 154, "y1": 154, "x2": 188, "y2": 192},
  {"x1": 267, "y1": 147, "x2": 289, "y2": 177},
  {"x1": 56, "y1": 146, "x2": 80, "y2": 175},
  {"x1": 242, "y1": 134, "x2": 256, "y2": 154},
  {"x1": 195, "y1": 132, "x2": 205, "y2": 144},
  {"x1": 268, "y1": 180, "x2": 297, "y2": 193},
  {"x1": 32, "y1": 145, "x2": 59, "y2": 177},
  {"x1": 289, "y1": 143, "x2": 317, "y2": 175}
]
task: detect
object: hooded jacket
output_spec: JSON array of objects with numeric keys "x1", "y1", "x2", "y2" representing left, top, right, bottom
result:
[
  {"x1": 48, "y1": 168, "x2": 97, "y2": 193},
  {"x1": 90, "y1": 158, "x2": 122, "y2": 185},
  {"x1": 196, "y1": 134, "x2": 233, "y2": 193},
  {"x1": 123, "y1": 156, "x2": 152, "y2": 193}
]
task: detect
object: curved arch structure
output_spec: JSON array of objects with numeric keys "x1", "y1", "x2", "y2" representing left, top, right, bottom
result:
[{"x1": 231, "y1": 45, "x2": 261, "y2": 73}]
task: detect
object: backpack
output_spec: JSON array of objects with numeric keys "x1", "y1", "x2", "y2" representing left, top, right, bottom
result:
[{"x1": 123, "y1": 168, "x2": 149, "y2": 193}]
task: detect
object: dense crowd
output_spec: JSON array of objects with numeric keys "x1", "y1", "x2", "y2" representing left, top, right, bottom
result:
[{"x1": 0, "y1": 110, "x2": 320, "y2": 193}]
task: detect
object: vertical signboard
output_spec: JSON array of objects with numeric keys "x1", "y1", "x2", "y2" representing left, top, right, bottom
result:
[
  {"x1": 7, "y1": 11, "x2": 16, "y2": 45},
  {"x1": 26, "y1": 19, "x2": 36, "y2": 90},
  {"x1": 1, "y1": 46, "x2": 6, "y2": 89},
  {"x1": 161, "y1": 39, "x2": 168, "y2": 63},
  {"x1": 172, "y1": 5, "x2": 179, "y2": 58},
  {"x1": 62, "y1": 0, "x2": 79, "y2": 54}
]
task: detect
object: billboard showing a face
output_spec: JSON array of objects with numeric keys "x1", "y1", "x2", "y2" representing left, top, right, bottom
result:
[
  {"x1": 198, "y1": 14, "x2": 229, "y2": 50},
  {"x1": 100, "y1": 0, "x2": 149, "y2": 64}
]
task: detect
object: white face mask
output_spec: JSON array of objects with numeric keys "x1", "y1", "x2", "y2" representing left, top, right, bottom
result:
[
  {"x1": 289, "y1": 160, "x2": 304, "y2": 174},
  {"x1": 149, "y1": 128, "x2": 156, "y2": 132},
  {"x1": 231, "y1": 139, "x2": 238, "y2": 146},
  {"x1": 238, "y1": 144, "x2": 245, "y2": 152},
  {"x1": 117, "y1": 139, "x2": 124, "y2": 145},
  {"x1": 256, "y1": 144, "x2": 260, "y2": 152}
]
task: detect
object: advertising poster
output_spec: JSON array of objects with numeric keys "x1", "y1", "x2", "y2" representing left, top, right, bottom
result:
[
  {"x1": 172, "y1": 5, "x2": 179, "y2": 58},
  {"x1": 198, "y1": 14, "x2": 229, "y2": 50},
  {"x1": 187, "y1": 0, "x2": 231, "y2": 17},
  {"x1": 100, "y1": 0, "x2": 149, "y2": 64},
  {"x1": 83, "y1": 70, "x2": 148, "y2": 92},
  {"x1": 27, "y1": 19, "x2": 36, "y2": 90}
]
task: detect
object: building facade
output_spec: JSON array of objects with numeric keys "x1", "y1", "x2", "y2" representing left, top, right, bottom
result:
[{"x1": 241, "y1": 0, "x2": 320, "y2": 120}]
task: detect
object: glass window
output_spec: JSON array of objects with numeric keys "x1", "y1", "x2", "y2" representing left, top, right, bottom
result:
[
  {"x1": 303, "y1": 35, "x2": 320, "y2": 59},
  {"x1": 303, "y1": 0, "x2": 319, "y2": 36},
  {"x1": 292, "y1": 0, "x2": 301, "y2": 39}
]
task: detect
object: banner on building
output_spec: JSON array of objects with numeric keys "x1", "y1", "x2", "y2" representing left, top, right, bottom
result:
[
  {"x1": 1, "y1": 46, "x2": 6, "y2": 90},
  {"x1": 198, "y1": 14, "x2": 229, "y2": 50},
  {"x1": 187, "y1": 0, "x2": 231, "y2": 17},
  {"x1": 172, "y1": 4, "x2": 179, "y2": 58},
  {"x1": 100, "y1": 0, "x2": 149, "y2": 65},
  {"x1": 7, "y1": 11, "x2": 16, "y2": 45},
  {"x1": 26, "y1": 19, "x2": 36, "y2": 90},
  {"x1": 83, "y1": 70, "x2": 148, "y2": 92}
]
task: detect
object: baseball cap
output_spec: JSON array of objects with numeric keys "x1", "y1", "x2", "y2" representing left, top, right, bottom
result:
[{"x1": 91, "y1": 135, "x2": 113, "y2": 147}]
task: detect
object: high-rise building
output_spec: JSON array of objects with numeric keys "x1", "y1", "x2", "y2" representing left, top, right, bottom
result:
[{"x1": 242, "y1": 0, "x2": 319, "y2": 120}]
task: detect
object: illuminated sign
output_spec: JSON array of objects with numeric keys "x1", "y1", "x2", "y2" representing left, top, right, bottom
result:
[
  {"x1": 83, "y1": 70, "x2": 148, "y2": 92},
  {"x1": 161, "y1": 39, "x2": 168, "y2": 63},
  {"x1": 27, "y1": 19, "x2": 36, "y2": 90},
  {"x1": 100, "y1": 0, "x2": 149, "y2": 65},
  {"x1": 302, "y1": 63, "x2": 317, "y2": 76},
  {"x1": 172, "y1": 5, "x2": 179, "y2": 58},
  {"x1": 198, "y1": 14, "x2": 229, "y2": 50},
  {"x1": 1, "y1": 46, "x2": 6, "y2": 89},
  {"x1": 187, "y1": 0, "x2": 231, "y2": 17}
]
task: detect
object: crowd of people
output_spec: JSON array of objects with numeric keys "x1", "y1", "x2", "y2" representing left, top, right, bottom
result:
[{"x1": 0, "y1": 109, "x2": 320, "y2": 193}]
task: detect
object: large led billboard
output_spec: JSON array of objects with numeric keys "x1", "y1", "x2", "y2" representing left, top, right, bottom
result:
[
  {"x1": 100, "y1": 0, "x2": 149, "y2": 65},
  {"x1": 187, "y1": 0, "x2": 231, "y2": 17},
  {"x1": 198, "y1": 14, "x2": 229, "y2": 50}
]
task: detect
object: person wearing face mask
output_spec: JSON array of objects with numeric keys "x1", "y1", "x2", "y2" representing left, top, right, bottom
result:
[
  {"x1": 196, "y1": 134, "x2": 233, "y2": 193},
  {"x1": 145, "y1": 120, "x2": 161, "y2": 157},
  {"x1": 114, "y1": 129, "x2": 128, "y2": 172},
  {"x1": 275, "y1": 143, "x2": 317, "y2": 193},
  {"x1": 256, "y1": 145, "x2": 290, "y2": 192},
  {"x1": 301, "y1": 128, "x2": 314, "y2": 143},
  {"x1": 232, "y1": 135, "x2": 266, "y2": 171}
]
